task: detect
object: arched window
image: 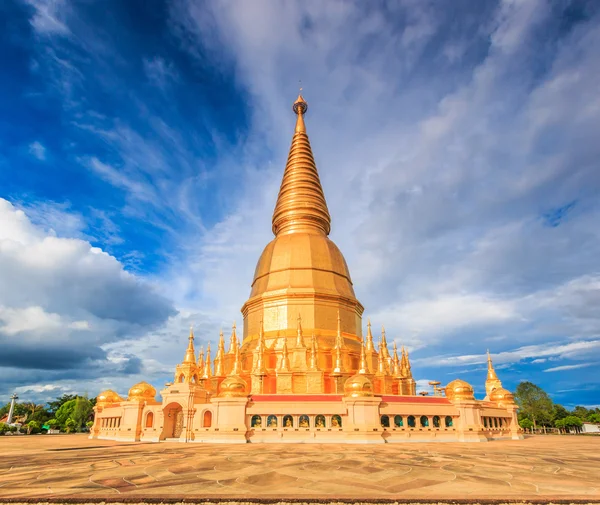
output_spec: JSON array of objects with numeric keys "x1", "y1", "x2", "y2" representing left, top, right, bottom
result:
[
  {"x1": 299, "y1": 415, "x2": 310, "y2": 428},
  {"x1": 315, "y1": 415, "x2": 326, "y2": 428},
  {"x1": 178, "y1": 374, "x2": 185, "y2": 383},
  {"x1": 433, "y1": 415, "x2": 440, "y2": 428},
  {"x1": 445, "y1": 416, "x2": 453, "y2": 427},
  {"x1": 394, "y1": 415, "x2": 403, "y2": 427},
  {"x1": 420, "y1": 415, "x2": 429, "y2": 427},
  {"x1": 251, "y1": 415, "x2": 262, "y2": 428},
  {"x1": 380, "y1": 415, "x2": 390, "y2": 428},
  {"x1": 203, "y1": 410, "x2": 212, "y2": 428},
  {"x1": 283, "y1": 415, "x2": 293, "y2": 428},
  {"x1": 145, "y1": 412, "x2": 154, "y2": 428},
  {"x1": 331, "y1": 415, "x2": 342, "y2": 428},
  {"x1": 408, "y1": 415, "x2": 416, "y2": 428},
  {"x1": 267, "y1": 415, "x2": 278, "y2": 427}
]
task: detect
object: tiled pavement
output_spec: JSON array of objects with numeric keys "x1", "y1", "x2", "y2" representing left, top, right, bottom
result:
[{"x1": 0, "y1": 434, "x2": 598, "y2": 501}]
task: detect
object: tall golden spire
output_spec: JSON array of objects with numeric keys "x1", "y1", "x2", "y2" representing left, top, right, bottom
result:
[
  {"x1": 183, "y1": 326, "x2": 196, "y2": 364},
  {"x1": 271, "y1": 93, "x2": 331, "y2": 237},
  {"x1": 485, "y1": 349, "x2": 503, "y2": 397},
  {"x1": 229, "y1": 343, "x2": 241, "y2": 376},
  {"x1": 335, "y1": 310, "x2": 346, "y2": 349},
  {"x1": 392, "y1": 342, "x2": 401, "y2": 377},
  {"x1": 197, "y1": 345, "x2": 205, "y2": 371}
]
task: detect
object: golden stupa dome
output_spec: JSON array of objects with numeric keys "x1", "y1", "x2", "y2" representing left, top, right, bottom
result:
[
  {"x1": 445, "y1": 379, "x2": 475, "y2": 401},
  {"x1": 344, "y1": 374, "x2": 374, "y2": 398},
  {"x1": 96, "y1": 390, "x2": 124, "y2": 405},
  {"x1": 218, "y1": 375, "x2": 248, "y2": 398},
  {"x1": 127, "y1": 382, "x2": 156, "y2": 402},
  {"x1": 489, "y1": 387, "x2": 515, "y2": 404}
]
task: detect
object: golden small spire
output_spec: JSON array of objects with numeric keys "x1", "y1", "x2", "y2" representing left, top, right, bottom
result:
[
  {"x1": 365, "y1": 318, "x2": 375, "y2": 352},
  {"x1": 197, "y1": 345, "x2": 205, "y2": 371},
  {"x1": 254, "y1": 320, "x2": 267, "y2": 375},
  {"x1": 377, "y1": 343, "x2": 387, "y2": 375},
  {"x1": 309, "y1": 331, "x2": 319, "y2": 371},
  {"x1": 405, "y1": 347, "x2": 413, "y2": 378},
  {"x1": 358, "y1": 337, "x2": 369, "y2": 374},
  {"x1": 332, "y1": 344, "x2": 344, "y2": 375},
  {"x1": 279, "y1": 338, "x2": 291, "y2": 372},
  {"x1": 400, "y1": 346, "x2": 409, "y2": 377},
  {"x1": 271, "y1": 92, "x2": 331, "y2": 236},
  {"x1": 183, "y1": 326, "x2": 196, "y2": 364},
  {"x1": 295, "y1": 314, "x2": 305, "y2": 348},
  {"x1": 214, "y1": 331, "x2": 225, "y2": 376},
  {"x1": 381, "y1": 325, "x2": 390, "y2": 360},
  {"x1": 229, "y1": 343, "x2": 241, "y2": 376},
  {"x1": 203, "y1": 344, "x2": 212, "y2": 379},
  {"x1": 228, "y1": 323, "x2": 238, "y2": 354},
  {"x1": 392, "y1": 342, "x2": 401, "y2": 377}
]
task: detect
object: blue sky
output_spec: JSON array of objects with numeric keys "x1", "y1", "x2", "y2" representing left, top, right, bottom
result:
[{"x1": 0, "y1": 0, "x2": 599, "y2": 408}]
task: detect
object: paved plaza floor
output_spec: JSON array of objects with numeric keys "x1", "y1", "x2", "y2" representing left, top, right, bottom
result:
[{"x1": 0, "y1": 434, "x2": 598, "y2": 502}]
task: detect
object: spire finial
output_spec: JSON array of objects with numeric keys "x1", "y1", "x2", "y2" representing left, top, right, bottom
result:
[
  {"x1": 183, "y1": 326, "x2": 196, "y2": 364},
  {"x1": 272, "y1": 92, "x2": 331, "y2": 236}
]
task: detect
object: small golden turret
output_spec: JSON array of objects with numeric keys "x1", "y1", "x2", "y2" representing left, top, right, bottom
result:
[
  {"x1": 253, "y1": 321, "x2": 267, "y2": 375},
  {"x1": 376, "y1": 341, "x2": 387, "y2": 375},
  {"x1": 365, "y1": 319, "x2": 375, "y2": 352},
  {"x1": 335, "y1": 310, "x2": 346, "y2": 349},
  {"x1": 183, "y1": 326, "x2": 196, "y2": 364},
  {"x1": 358, "y1": 337, "x2": 369, "y2": 374},
  {"x1": 400, "y1": 346, "x2": 409, "y2": 377},
  {"x1": 392, "y1": 342, "x2": 401, "y2": 377},
  {"x1": 279, "y1": 338, "x2": 291, "y2": 372},
  {"x1": 229, "y1": 342, "x2": 241, "y2": 376},
  {"x1": 380, "y1": 325, "x2": 391, "y2": 362},
  {"x1": 203, "y1": 344, "x2": 212, "y2": 379},
  {"x1": 309, "y1": 332, "x2": 319, "y2": 371},
  {"x1": 295, "y1": 314, "x2": 305, "y2": 348},
  {"x1": 228, "y1": 323, "x2": 238, "y2": 354},
  {"x1": 214, "y1": 330, "x2": 225, "y2": 376},
  {"x1": 197, "y1": 345, "x2": 205, "y2": 371}
]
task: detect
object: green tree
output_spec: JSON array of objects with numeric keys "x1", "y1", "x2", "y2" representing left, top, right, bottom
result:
[
  {"x1": 47, "y1": 418, "x2": 59, "y2": 430},
  {"x1": 0, "y1": 422, "x2": 9, "y2": 435},
  {"x1": 515, "y1": 382, "x2": 553, "y2": 429},
  {"x1": 86, "y1": 420, "x2": 94, "y2": 430},
  {"x1": 71, "y1": 397, "x2": 93, "y2": 431},
  {"x1": 589, "y1": 413, "x2": 600, "y2": 423},
  {"x1": 55, "y1": 400, "x2": 77, "y2": 428},
  {"x1": 519, "y1": 418, "x2": 534, "y2": 430},
  {"x1": 572, "y1": 406, "x2": 590, "y2": 421},
  {"x1": 26, "y1": 420, "x2": 40, "y2": 435},
  {"x1": 552, "y1": 404, "x2": 569, "y2": 422},
  {"x1": 47, "y1": 394, "x2": 78, "y2": 415},
  {"x1": 64, "y1": 418, "x2": 76, "y2": 433},
  {"x1": 563, "y1": 415, "x2": 583, "y2": 433}
]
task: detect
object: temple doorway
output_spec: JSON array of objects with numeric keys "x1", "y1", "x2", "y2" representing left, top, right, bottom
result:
[{"x1": 162, "y1": 403, "x2": 184, "y2": 439}]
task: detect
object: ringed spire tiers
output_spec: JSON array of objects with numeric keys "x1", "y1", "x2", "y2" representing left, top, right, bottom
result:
[{"x1": 271, "y1": 94, "x2": 331, "y2": 237}]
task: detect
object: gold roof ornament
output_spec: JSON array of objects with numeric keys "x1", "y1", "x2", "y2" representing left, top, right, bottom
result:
[
  {"x1": 97, "y1": 389, "x2": 124, "y2": 405},
  {"x1": 376, "y1": 341, "x2": 387, "y2": 375},
  {"x1": 380, "y1": 325, "x2": 391, "y2": 360},
  {"x1": 271, "y1": 93, "x2": 331, "y2": 237},
  {"x1": 183, "y1": 326, "x2": 196, "y2": 364},
  {"x1": 214, "y1": 331, "x2": 225, "y2": 377},
  {"x1": 335, "y1": 310, "x2": 346, "y2": 350},
  {"x1": 445, "y1": 379, "x2": 475, "y2": 401},
  {"x1": 344, "y1": 374, "x2": 374, "y2": 397},
  {"x1": 229, "y1": 342, "x2": 241, "y2": 376},
  {"x1": 254, "y1": 320, "x2": 268, "y2": 375},
  {"x1": 485, "y1": 349, "x2": 503, "y2": 398},
  {"x1": 127, "y1": 381, "x2": 156, "y2": 402},
  {"x1": 489, "y1": 387, "x2": 515, "y2": 405},
  {"x1": 218, "y1": 375, "x2": 248, "y2": 398}
]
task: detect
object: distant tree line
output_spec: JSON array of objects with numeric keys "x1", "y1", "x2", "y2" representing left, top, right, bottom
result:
[
  {"x1": 515, "y1": 381, "x2": 598, "y2": 433},
  {"x1": 0, "y1": 394, "x2": 95, "y2": 435}
]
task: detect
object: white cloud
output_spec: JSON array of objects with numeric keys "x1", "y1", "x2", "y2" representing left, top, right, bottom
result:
[
  {"x1": 25, "y1": 0, "x2": 70, "y2": 36},
  {"x1": 544, "y1": 363, "x2": 596, "y2": 373},
  {"x1": 28, "y1": 141, "x2": 46, "y2": 160}
]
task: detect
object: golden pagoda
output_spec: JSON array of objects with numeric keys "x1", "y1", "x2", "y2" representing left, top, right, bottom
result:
[{"x1": 91, "y1": 93, "x2": 523, "y2": 444}]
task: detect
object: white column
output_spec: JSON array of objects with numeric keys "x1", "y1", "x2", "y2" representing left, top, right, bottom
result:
[{"x1": 7, "y1": 394, "x2": 18, "y2": 424}]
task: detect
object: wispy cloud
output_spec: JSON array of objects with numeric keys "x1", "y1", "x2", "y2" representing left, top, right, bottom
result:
[
  {"x1": 28, "y1": 141, "x2": 46, "y2": 160},
  {"x1": 544, "y1": 362, "x2": 596, "y2": 373}
]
